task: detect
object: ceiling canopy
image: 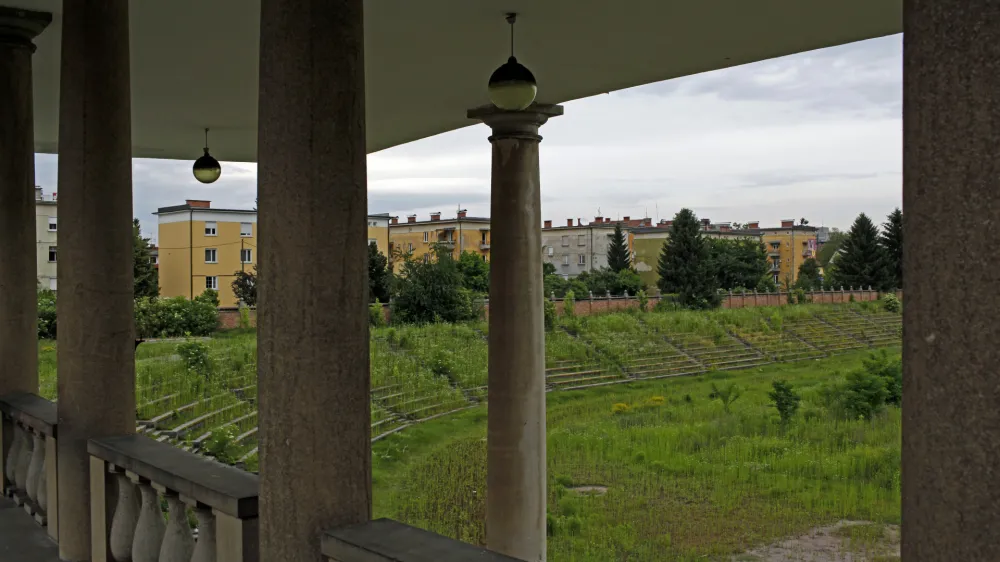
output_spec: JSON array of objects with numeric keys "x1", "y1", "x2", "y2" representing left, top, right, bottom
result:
[{"x1": 17, "y1": 0, "x2": 901, "y2": 162}]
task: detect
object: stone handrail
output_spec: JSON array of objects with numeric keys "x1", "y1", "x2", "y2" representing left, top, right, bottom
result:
[
  {"x1": 0, "y1": 392, "x2": 59, "y2": 540},
  {"x1": 322, "y1": 518, "x2": 524, "y2": 561},
  {"x1": 88, "y1": 434, "x2": 258, "y2": 562}
]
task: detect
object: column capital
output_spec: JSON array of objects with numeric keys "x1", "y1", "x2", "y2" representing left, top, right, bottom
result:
[
  {"x1": 0, "y1": 7, "x2": 51, "y2": 50},
  {"x1": 468, "y1": 103, "x2": 563, "y2": 141}
]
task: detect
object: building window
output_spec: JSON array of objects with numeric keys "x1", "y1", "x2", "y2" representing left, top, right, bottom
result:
[
  {"x1": 408, "y1": 242, "x2": 414, "y2": 252},
  {"x1": 423, "y1": 232, "x2": 429, "y2": 243},
  {"x1": 770, "y1": 241, "x2": 780, "y2": 249},
  {"x1": 240, "y1": 222, "x2": 253, "y2": 237},
  {"x1": 48, "y1": 217, "x2": 57, "y2": 231},
  {"x1": 49, "y1": 278, "x2": 57, "y2": 291},
  {"x1": 481, "y1": 231, "x2": 488, "y2": 243},
  {"x1": 241, "y1": 249, "x2": 253, "y2": 263},
  {"x1": 206, "y1": 276, "x2": 218, "y2": 290},
  {"x1": 562, "y1": 255, "x2": 569, "y2": 266},
  {"x1": 205, "y1": 248, "x2": 217, "y2": 263},
  {"x1": 547, "y1": 246, "x2": 554, "y2": 257},
  {"x1": 578, "y1": 234, "x2": 586, "y2": 246},
  {"x1": 205, "y1": 221, "x2": 217, "y2": 236},
  {"x1": 561, "y1": 235, "x2": 569, "y2": 247},
  {"x1": 48, "y1": 246, "x2": 57, "y2": 262},
  {"x1": 578, "y1": 254, "x2": 586, "y2": 265}
]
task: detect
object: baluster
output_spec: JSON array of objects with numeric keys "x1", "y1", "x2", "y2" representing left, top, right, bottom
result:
[
  {"x1": 132, "y1": 481, "x2": 166, "y2": 562},
  {"x1": 159, "y1": 493, "x2": 195, "y2": 562},
  {"x1": 4, "y1": 424, "x2": 21, "y2": 489},
  {"x1": 190, "y1": 505, "x2": 216, "y2": 562},
  {"x1": 109, "y1": 472, "x2": 141, "y2": 562},
  {"x1": 36, "y1": 439, "x2": 47, "y2": 514},
  {"x1": 14, "y1": 425, "x2": 32, "y2": 492},
  {"x1": 26, "y1": 432, "x2": 44, "y2": 505}
]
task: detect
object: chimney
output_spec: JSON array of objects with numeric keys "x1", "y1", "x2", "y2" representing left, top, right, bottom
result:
[
  {"x1": 390, "y1": 216, "x2": 399, "y2": 225},
  {"x1": 594, "y1": 216, "x2": 603, "y2": 224},
  {"x1": 544, "y1": 220, "x2": 552, "y2": 229},
  {"x1": 457, "y1": 209, "x2": 467, "y2": 219},
  {"x1": 701, "y1": 218, "x2": 710, "y2": 226},
  {"x1": 52, "y1": 192, "x2": 57, "y2": 201},
  {"x1": 186, "y1": 199, "x2": 211, "y2": 208},
  {"x1": 567, "y1": 219, "x2": 574, "y2": 227},
  {"x1": 35, "y1": 187, "x2": 43, "y2": 200},
  {"x1": 407, "y1": 214, "x2": 417, "y2": 223},
  {"x1": 781, "y1": 219, "x2": 794, "y2": 228},
  {"x1": 720, "y1": 224, "x2": 731, "y2": 231},
  {"x1": 430, "y1": 212, "x2": 441, "y2": 222},
  {"x1": 747, "y1": 221, "x2": 759, "y2": 229},
  {"x1": 623, "y1": 216, "x2": 630, "y2": 222},
  {"x1": 605, "y1": 218, "x2": 611, "y2": 223}
]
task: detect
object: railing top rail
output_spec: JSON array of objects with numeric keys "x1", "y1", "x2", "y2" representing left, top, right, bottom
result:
[
  {"x1": 88, "y1": 434, "x2": 258, "y2": 518},
  {"x1": 322, "y1": 518, "x2": 524, "y2": 561},
  {"x1": 0, "y1": 392, "x2": 57, "y2": 437}
]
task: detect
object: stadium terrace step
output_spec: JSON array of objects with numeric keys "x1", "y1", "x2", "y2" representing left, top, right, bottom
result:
[
  {"x1": 546, "y1": 369, "x2": 605, "y2": 380},
  {"x1": 549, "y1": 373, "x2": 624, "y2": 386}
]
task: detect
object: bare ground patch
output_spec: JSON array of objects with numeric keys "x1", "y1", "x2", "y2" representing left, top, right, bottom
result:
[
  {"x1": 568, "y1": 485, "x2": 608, "y2": 495},
  {"x1": 734, "y1": 520, "x2": 900, "y2": 562}
]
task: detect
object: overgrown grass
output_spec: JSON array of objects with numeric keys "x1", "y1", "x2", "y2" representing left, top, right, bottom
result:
[{"x1": 373, "y1": 350, "x2": 901, "y2": 561}]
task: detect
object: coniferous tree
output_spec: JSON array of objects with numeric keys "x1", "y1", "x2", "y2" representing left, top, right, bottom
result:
[
  {"x1": 607, "y1": 223, "x2": 632, "y2": 272},
  {"x1": 831, "y1": 213, "x2": 891, "y2": 290},
  {"x1": 133, "y1": 218, "x2": 159, "y2": 298},
  {"x1": 795, "y1": 258, "x2": 822, "y2": 290},
  {"x1": 368, "y1": 242, "x2": 392, "y2": 303},
  {"x1": 880, "y1": 208, "x2": 903, "y2": 289},
  {"x1": 657, "y1": 209, "x2": 719, "y2": 308}
]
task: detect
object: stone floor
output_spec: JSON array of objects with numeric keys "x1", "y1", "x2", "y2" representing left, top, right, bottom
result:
[{"x1": 0, "y1": 497, "x2": 59, "y2": 561}]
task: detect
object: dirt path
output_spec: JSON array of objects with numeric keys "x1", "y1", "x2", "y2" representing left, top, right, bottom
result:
[{"x1": 734, "y1": 520, "x2": 900, "y2": 562}]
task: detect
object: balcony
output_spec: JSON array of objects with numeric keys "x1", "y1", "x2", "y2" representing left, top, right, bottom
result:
[{"x1": 480, "y1": 242, "x2": 491, "y2": 250}]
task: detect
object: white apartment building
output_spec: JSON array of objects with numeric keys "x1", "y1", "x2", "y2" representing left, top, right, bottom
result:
[{"x1": 34, "y1": 187, "x2": 58, "y2": 291}]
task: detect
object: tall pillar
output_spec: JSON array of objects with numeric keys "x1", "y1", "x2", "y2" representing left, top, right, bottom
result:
[
  {"x1": 257, "y1": 0, "x2": 371, "y2": 560},
  {"x1": 903, "y1": 1, "x2": 1000, "y2": 559},
  {"x1": 0, "y1": 7, "x2": 49, "y2": 396},
  {"x1": 56, "y1": 1, "x2": 135, "y2": 560},
  {"x1": 469, "y1": 104, "x2": 562, "y2": 562}
]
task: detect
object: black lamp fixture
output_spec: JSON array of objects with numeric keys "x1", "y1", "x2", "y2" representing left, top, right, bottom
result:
[
  {"x1": 192, "y1": 128, "x2": 222, "y2": 184},
  {"x1": 488, "y1": 13, "x2": 537, "y2": 110}
]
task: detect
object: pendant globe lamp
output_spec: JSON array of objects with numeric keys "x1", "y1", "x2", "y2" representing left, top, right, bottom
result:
[
  {"x1": 488, "y1": 13, "x2": 537, "y2": 110},
  {"x1": 192, "y1": 128, "x2": 222, "y2": 184}
]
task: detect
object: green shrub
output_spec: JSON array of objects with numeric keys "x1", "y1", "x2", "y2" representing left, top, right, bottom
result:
[
  {"x1": 768, "y1": 379, "x2": 801, "y2": 425},
  {"x1": 563, "y1": 291, "x2": 576, "y2": 318},
  {"x1": 196, "y1": 289, "x2": 220, "y2": 307},
  {"x1": 843, "y1": 369, "x2": 888, "y2": 420},
  {"x1": 135, "y1": 296, "x2": 218, "y2": 338},
  {"x1": 882, "y1": 293, "x2": 901, "y2": 313},
  {"x1": 708, "y1": 382, "x2": 742, "y2": 413},
  {"x1": 369, "y1": 299, "x2": 387, "y2": 327},
  {"x1": 863, "y1": 350, "x2": 902, "y2": 406},
  {"x1": 177, "y1": 340, "x2": 213, "y2": 379},
  {"x1": 204, "y1": 426, "x2": 240, "y2": 464},
  {"x1": 637, "y1": 289, "x2": 649, "y2": 312},
  {"x1": 238, "y1": 306, "x2": 251, "y2": 329},
  {"x1": 544, "y1": 298, "x2": 556, "y2": 332},
  {"x1": 37, "y1": 289, "x2": 57, "y2": 339}
]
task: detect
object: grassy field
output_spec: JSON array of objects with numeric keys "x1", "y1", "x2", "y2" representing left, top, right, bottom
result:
[
  {"x1": 34, "y1": 302, "x2": 902, "y2": 559},
  {"x1": 372, "y1": 350, "x2": 901, "y2": 561}
]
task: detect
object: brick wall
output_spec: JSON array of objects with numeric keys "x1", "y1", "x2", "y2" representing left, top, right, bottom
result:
[{"x1": 216, "y1": 288, "x2": 894, "y2": 329}]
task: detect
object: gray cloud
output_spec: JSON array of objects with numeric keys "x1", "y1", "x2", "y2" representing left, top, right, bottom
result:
[{"x1": 734, "y1": 170, "x2": 889, "y2": 190}]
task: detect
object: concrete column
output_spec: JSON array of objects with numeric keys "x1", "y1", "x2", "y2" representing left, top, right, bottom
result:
[
  {"x1": 257, "y1": 0, "x2": 370, "y2": 560},
  {"x1": 469, "y1": 104, "x2": 562, "y2": 562},
  {"x1": 55, "y1": 2, "x2": 135, "y2": 560},
  {"x1": 903, "y1": 1, "x2": 1000, "y2": 559},
  {"x1": 0, "y1": 8, "x2": 50, "y2": 396}
]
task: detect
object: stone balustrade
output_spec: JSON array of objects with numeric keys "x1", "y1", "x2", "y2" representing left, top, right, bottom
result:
[
  {"x1": 322, "y1": 518, "x2": 525, "y2": 562},
  {"x1": 0, "y1": 392, "x2": 59, "y2": 540},
  {"x1": 88, "y1": 434, "x2": 258, "y2": 562}
]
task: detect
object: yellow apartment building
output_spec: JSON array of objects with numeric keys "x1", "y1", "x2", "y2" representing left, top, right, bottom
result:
[
  {"x1": 388, "y1": 210, "x2": 490, "y2": 271},
  {"x1": 632, "y1": 221, "x2": 757, "y2": 289},
  {"x1": 757, "y1": 220, "x2": 819, "y2": 287},
  {"x1": 157, "y1": 200, "x2": 391, "y2": 306}
]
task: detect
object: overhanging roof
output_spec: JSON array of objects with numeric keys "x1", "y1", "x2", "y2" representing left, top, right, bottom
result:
[{"x1": 20, "y1": 0, "x2": 901, "y2": 162}]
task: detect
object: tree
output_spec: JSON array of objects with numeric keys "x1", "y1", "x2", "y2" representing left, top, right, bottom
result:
[
  {"x1": 768, "y1": 380, "x2": 801, "y2": 426},
  {"x1": 880, "y1": 208, "x2": 903, "y2": 289},
  {"x1": 657, "y1": 209, "x2": 719, "y2": 308},
  {"x1": 368, "y1": 242, "x2": 392, "y2": 303},
  {"x1": 457, "y1": 251, "x2": 490, "y2": 294},
  {"x1": 392, "y1": 245, "x2": 480, "y2": 323},
  {"x1": 607, "y1": 223, "x2": 631, "y2": 272},
  {"x1": 133, "y1": 218, "x2": 159, "y2": 298},
  {"x1": 577, "y1": 267, "x2": 643, "y2": 297},
  {"x1": 709, "y1": 382, "x2": 742, "y2": 414},
  {"x1": 816, "y1": 228, "x2": 847, "y2": 268},
  {"x1": 231, "y1": 266, "x2": 257, "y2": 306},
  {"x1": 707, "y1": 238, "x2": 769, "y2": 291},
  {"x1": 830, "y1": 213, "x2": 891, "y2": 290},
  {"x1": 795, "y1": 257, "x2": 822, "y2": 290}
]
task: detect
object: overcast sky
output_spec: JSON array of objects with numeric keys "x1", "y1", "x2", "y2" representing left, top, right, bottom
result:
[{"x1": 34, "y1": 34, "x2": 901, "y2": 242}]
